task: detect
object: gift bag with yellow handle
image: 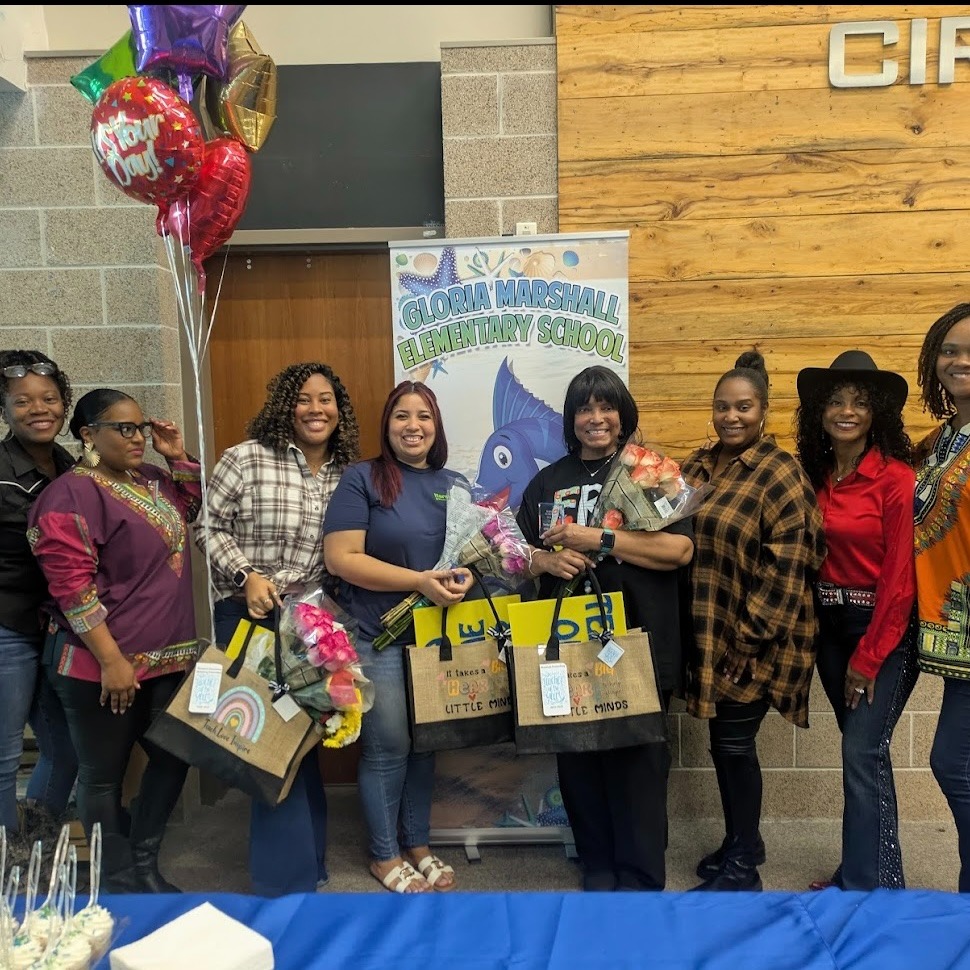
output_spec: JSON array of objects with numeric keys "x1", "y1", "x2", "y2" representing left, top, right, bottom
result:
[
  {"x1": 506, "y1": 569, "x2": 667, "y2": 754},
  {"x1": 404, "y1": 568, "x2": 519, "y2": 753}
]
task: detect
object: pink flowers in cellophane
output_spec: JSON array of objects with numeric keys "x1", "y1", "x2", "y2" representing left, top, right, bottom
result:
[{"x1": 292, "y1": 602, "x2": 358, "y2": 671}]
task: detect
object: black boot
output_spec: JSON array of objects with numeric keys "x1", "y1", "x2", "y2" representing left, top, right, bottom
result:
[
  {"x1": 690, "y1": 858, "x2": 763, "y2": 892},
  {"x1": 133, "y1": 835, "x2": 181, "y2": 893},
  {"x1": 100, "y1": 833, "x2": 142, "y2": 894},
  {"x1": 695, "y1": 833, "x2": 767, "y2": 880}
]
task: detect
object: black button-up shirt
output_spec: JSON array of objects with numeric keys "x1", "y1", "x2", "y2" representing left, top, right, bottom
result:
[{"x1": 0, "y1": 436, "x2": 76, "y2": 636}]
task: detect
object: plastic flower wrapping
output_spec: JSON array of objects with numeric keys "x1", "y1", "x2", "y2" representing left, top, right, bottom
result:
[
  {"x1": 592, "y1": 441, "x2": 712, "y2": 533},
  {"x1": 251, "y1": 588, "x2": 374, "y2": 748},
  {"x1": 373, "y1": 483, "x2": 532, "y2": 650}
]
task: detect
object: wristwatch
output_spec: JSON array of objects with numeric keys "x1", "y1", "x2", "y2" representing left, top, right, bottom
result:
[
  {"x1": 599, "y1": 529, "x2": 616, "y2": 555},
  {"x1": 232, "y1": 566, "x2": 255, "y2": 589}
]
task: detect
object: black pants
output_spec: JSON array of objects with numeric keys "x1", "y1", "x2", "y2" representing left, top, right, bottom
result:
[
  {"x1": 48, "y1": 669, "x2": 188, "y2": 858},
  {"x1": 708, "y1": 697, "x2": 770, "y2": 861},
  {"x1": 558, "y1": 691, "x2": 673, "y2": 891}
]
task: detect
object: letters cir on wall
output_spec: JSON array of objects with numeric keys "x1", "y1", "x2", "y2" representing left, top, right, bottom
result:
[{"x1": 830, "y1": 17, "x2": 970, "y2": 87}]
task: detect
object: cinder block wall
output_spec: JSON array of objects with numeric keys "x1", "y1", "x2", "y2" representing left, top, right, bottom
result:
[
  {"x1": 439, "y1": 38, "x2": 947, "y2": 823},
  {"x1": 0, "y1": 54, "x2": 186, "y2": 444}
]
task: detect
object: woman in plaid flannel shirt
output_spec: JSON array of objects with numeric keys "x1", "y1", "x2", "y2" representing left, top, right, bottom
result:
[{"x1": 681, "y1": 351, "x2": 824, "y2": 892}]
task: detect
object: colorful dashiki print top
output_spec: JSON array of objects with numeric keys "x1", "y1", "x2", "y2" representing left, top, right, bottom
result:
[
  {"x1": 914, "y1": 422, "x2": 970, "y2": 679},
  {"x1": 27, "y1": 461, "x2": 202, "y2": 682}
]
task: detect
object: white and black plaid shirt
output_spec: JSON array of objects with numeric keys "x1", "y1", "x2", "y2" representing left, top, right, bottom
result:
[{"x1": 195, "y1": 439, "x2": 344, "y2": 600}]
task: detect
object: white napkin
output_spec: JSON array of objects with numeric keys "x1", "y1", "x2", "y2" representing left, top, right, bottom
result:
[{"x1": 109, "y1": 902, "x2": 274, "y2": 970}]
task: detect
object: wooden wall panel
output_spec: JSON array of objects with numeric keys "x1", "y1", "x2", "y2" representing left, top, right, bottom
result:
[{"x1": 556, "y1": 4, "x2": 970, "y2": 456}]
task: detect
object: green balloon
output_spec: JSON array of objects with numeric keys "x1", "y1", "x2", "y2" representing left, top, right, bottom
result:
[{"x1": 70, "y1": 31, "x2": 138, "y2": 104}]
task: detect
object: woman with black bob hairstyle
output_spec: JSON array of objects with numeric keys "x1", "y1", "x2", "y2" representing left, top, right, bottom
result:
[
  {"x1": 199, "y1": 360, "x2": 360, "y2": 897},
  {"x1": 515, "y1": 364, "x2": 694, "y2": 892},
  {"x1": 0, "y1": 350, "x2": 78, "y2": 871},
  {"x1": 794, "y1": 351, "x2": 917, "y2": 891},
  {"x1": 28, "y1": 387, "x2": 201, "y2": 893}
]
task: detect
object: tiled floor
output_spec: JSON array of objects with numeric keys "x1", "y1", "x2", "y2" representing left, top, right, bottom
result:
[{"x1": 158, "y1": 785, "x2": 962, "y2": 896}]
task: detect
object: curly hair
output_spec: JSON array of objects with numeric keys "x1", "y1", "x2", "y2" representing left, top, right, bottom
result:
[
  {"x1": 0, "y1": 349, "x2": 72, "y2": 413},
  {"x1": 246, "y1": 362, "x2": 360, "y2": 468},
  {"x1": 715, "y1": 350, "x2": 770, "y2": 407},
  {"x1": 917, "y1": 303, "x2": 970, "y2": 420},
  {"x1": 371, "y1": 380, "x2": 447, "y2": 507},
  {"x1": 794, "y1": 378, "x2": 912, "y2": 489},
  {"x1": 562, "y1": 365, "x2": 638, "y2": 455}
]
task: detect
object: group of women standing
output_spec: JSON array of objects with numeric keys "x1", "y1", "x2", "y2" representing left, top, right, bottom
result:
[{"x1": 4, "y1": 299, "x2": 970, "y2": 899}]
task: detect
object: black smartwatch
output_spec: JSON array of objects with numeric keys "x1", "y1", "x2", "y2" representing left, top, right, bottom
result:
[
  {"x1": 599, "y1": 529, "x2": 616, "y2": 555},
  {"x1": 232, "y1": 566, "x2": 255, "y2": 589}
]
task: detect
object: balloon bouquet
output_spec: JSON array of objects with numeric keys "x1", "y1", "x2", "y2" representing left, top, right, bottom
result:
[{"x1": 70, "y1": 5, "x2": 277, "y2": 636}]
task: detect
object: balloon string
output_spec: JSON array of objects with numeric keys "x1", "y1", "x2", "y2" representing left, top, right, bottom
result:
[{"x1": 161, "y1": 224, "x2": 217, "y2": 647}]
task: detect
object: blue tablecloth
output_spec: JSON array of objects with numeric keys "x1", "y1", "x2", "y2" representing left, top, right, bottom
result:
[{"x1": 75, "y1": 888, "x2": 970, "y2": 970}]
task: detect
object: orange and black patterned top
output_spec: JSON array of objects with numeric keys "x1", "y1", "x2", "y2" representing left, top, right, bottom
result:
[{"x1": 681, "y1": 437, "x2": 825, "y2": 727}]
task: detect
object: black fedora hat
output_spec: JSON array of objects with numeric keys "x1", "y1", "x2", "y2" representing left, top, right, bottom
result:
[{"x1": 796, "y1": 350, "x2": 908, "y2": 410}]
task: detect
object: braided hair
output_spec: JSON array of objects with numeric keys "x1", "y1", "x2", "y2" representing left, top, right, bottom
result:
[
  {"x1": 246, "y1": 362, "x2": 360, "y2": 468},
  {"x1": 917, "y1": 303, "x2": 970, "y2": 420}
]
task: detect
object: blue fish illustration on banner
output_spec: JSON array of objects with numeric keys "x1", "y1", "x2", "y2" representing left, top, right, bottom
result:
[{"x1": 475, "y1": 358, "x2": 565, "y2": 511}]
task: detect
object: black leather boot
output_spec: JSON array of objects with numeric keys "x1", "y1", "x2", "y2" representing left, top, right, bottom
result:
[
  {"x1": 695, "y1": 833, "x2": 767, "y2": 880},
  {"x1": 100, "y1": 833, "x2": 143, "y2": 894},
  {"x1": 690, "y1": 858, "x2": 763, "y2": 892},
  {"x1": 132, "y1": 835, "x2": 181, "y2": 893}
]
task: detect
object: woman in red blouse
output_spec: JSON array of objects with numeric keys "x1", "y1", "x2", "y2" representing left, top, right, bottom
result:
[{"x1": 795, "y1": 351, "x2": 918, "y2": 891}]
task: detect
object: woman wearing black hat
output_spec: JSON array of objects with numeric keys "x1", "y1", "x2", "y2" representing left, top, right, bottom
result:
[{"x1": 794, "y1": 350, "x2": 918, "y2": 891}]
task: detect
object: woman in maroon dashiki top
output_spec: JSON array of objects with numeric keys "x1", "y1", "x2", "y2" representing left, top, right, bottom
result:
[{"x1": 27, "y1": 388, "x2": 201, "y2": 894}]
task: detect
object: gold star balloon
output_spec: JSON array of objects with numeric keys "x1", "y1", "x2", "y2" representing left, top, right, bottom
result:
[{"x1": 199, "y1": 21, "x2": 277, "y2": 153}]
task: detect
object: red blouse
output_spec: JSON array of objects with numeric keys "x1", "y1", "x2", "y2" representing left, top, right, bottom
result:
[{"x1": 816, "y1": 447, "x2": 916, "y2": 679}]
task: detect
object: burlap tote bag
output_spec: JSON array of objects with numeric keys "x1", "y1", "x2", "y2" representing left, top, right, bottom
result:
[
  {"x1": 145, "y1": 612, "x2": 323, "y2": 806},
  {"x1": 506, "y1": 569, "x2": 668, "y2": 754},
  {"x1": 404, "y1": 570, "x2": 517, "y2": 753}
]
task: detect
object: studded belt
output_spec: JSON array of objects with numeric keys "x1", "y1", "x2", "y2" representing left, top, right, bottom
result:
[{"x1": 815, "y1": 582, "x2": 876, "y2": 608}]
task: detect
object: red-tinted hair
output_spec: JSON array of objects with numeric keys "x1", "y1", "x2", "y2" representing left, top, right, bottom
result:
[{"x1": 370, "y1": 380, "x2": 449, "y2": 507}]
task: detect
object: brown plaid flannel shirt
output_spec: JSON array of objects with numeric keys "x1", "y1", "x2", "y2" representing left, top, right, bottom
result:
[{"x1": 681, "y1": 438, "x2": 825, "y2": 727}]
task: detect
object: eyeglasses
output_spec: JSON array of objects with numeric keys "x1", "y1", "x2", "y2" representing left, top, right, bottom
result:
[
  {"x1": 88, "y1": 421, "x2": 153, "y2": 440},
  {"x1": 2, "y1": 363, "x2": 56, "y2": 379}
]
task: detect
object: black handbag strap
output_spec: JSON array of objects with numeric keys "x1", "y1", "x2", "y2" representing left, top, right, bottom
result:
[
  {"x1": 436, "y1": 563, "x2": 509, "y2": 662},
  {"x1": 225, "y1": 608, "x2": 287, "y2": 700},
  {"x1": 546, "y1": 567, "x2": 614, "y2": 662}
]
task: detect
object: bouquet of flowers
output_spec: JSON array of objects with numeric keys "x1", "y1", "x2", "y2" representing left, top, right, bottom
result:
[
  {"x1": 373, "y1": 483, "x2": 532, "y2": 650},
  {"x1": 593, "y1": 441, "x2": 712, "y2": 533},
  {"x1": 251, "y1": 588, "x2": 374, "y2": 748}
]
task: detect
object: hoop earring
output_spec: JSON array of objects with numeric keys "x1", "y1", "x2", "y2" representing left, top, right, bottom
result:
[
  {"x1": 706, "y1": 420, "x2": 716, "y2": 443},
  {"x1": 82, "y1": 441, "x2": 100, "y2": 468},
  {"x1": 758, "y1": 418, "x2": 766, "y2": 438}
]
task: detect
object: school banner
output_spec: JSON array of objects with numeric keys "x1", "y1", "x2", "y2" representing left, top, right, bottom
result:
[
  {"x1": 388, "y1": 231, "x2": 630, "y2": 855},
  {"x1": 389, "y1": 231, "x2": 630, "y2": 510}
]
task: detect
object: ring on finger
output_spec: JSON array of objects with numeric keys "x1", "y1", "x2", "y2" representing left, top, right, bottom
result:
[{"x1": 853, "y1": 686, "x2": 865, "y2": 694}]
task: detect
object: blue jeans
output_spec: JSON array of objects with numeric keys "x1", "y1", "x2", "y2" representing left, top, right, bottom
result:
[
  {"x1": 931, "y1": 676, "x2": 970, "y2": 893},
  {"x1": 0, "y1": 624, "x2": 77, "y2": 830},
  {"x1": 357, "y1": 637, "x2": 435, "y2": 861},
  {"x1": 214, "y1": 599, "x2": 328, "y2": 896},
  {"x1": 815, "y1": 604, "x2": 919, "y2": 890}
]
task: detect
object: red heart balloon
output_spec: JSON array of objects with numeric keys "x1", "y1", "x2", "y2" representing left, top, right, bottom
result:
[
  {"x1": 163, "y1": 136, "x2": 252, "y2": 291},
  {"x1": 91, "y1": 76, "x2": 204, "y2": 206}
]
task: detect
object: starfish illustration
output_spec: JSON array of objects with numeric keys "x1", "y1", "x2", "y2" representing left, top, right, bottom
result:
[{"x1": 398, "y1": 246, "x2": 460, "y2": 297}]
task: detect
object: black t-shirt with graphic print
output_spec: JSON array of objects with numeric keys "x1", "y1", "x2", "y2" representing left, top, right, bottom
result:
[{"x1": 516, "y1": 452, "x2": 693, "y2": 692}]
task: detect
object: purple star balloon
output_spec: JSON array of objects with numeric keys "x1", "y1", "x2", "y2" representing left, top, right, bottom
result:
[{"x1": 129, "y1": 5, "x2": 246, "y2": 101}]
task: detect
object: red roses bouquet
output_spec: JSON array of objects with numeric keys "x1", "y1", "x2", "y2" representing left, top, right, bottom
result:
[{"x1": 594, "y1": 441, "x2": 711, "y2": 533}]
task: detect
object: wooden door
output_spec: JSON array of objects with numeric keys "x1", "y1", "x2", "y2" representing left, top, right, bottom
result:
[{"x1": 206, "y1": 249, "x2": 395, "y2": 783}]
